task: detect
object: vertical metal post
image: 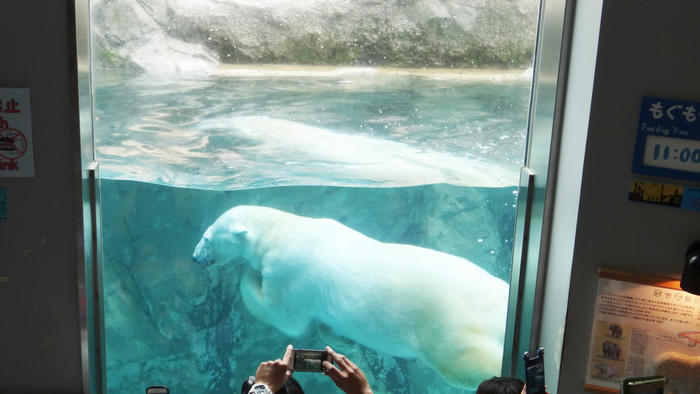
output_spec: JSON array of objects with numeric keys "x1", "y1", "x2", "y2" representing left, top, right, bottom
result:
[
  {"x1": 87, "y1": 161, "x2": 105, "y2": 394},
  {"x1": 70, "y1": 0, "x2": 105, "y2": 392},
  {"x1": 502, "y1": 0, "x2": 574, "y2": 381},
  {"x1": 503, "y1": 167, "x2": 535, "y2": 377}
]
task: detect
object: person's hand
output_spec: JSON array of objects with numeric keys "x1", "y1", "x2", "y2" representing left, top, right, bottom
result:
[
  {"x1": 253, "y1": 344, "x2": 293, "y2": 393},
  {"x1": 322, "y1": 346, "x2": 373, "y2": 394}
]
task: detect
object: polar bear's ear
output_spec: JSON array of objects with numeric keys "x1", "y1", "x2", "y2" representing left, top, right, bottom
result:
[{"x1": 228, "y1": 224, "x2": 248, "y2": 239}]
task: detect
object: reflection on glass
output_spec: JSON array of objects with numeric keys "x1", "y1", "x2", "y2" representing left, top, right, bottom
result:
[{"x1": 90, "y1": 0, "x2": 539, "y2": 392}]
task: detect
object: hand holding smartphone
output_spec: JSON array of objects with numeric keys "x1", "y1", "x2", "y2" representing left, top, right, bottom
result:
[
  {"x1": 621, "y1": 376, "x2": 665, "y2": 394},
  {"x1": 523, "y1": 347, "x2": 546, "y2": 394}
]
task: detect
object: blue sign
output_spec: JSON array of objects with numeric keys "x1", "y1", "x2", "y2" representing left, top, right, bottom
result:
[
  {"x1": 681, "y1": 187, "x2": 700, "y2": 211},
  {"x1": 632, "y1": 96, "x2": 700, "y2": 182}
]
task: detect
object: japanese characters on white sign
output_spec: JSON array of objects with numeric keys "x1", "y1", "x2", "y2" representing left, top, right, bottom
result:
[
  {"x1": 585, "y1": 272, "x2": 700, "y2": 393},
  {"x1": 0, "y1": 88, "x2": 34, "y2": 177}
]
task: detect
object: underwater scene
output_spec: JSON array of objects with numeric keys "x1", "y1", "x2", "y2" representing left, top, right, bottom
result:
[{"x1": 95, "y1": 70, "x2": 531, "y2": 394}]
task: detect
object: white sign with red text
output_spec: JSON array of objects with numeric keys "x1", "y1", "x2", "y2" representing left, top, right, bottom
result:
[{"x1": 0, "y1": 88, "x2": 34, "y2": 177}]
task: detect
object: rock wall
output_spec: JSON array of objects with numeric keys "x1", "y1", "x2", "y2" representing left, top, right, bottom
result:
[{"x1": 91, "y1": 0, "x2": 539, "y2": 73}]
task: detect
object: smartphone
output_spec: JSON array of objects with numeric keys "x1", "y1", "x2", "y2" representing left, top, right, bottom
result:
[
  {"x1": 621, "y1": 376, "x2": 665, "y2": 394},
  {"x1": 146, "y1": 386, "x2": 169, "y2": 394},
  {"x1": 290, "y1": 348, "x2": 332, "y2": 372},
  {"x1": 523, "y1": 347, "x2": 546, "y2": 394}
]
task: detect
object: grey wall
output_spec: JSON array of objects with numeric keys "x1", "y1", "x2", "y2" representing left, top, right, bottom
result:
[
  {"x1": 0, "y1": 1, "x2": 84, "y2": 393},
  {"x1": 556, "y1": 0, "x2": 700, "y2": 392}
]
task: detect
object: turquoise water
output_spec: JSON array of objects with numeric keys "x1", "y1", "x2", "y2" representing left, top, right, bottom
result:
[
  {"x1": 94, "y1": 71, "x2": 530, "y2": 393},
  {"x1": 94, "y1": 71, "x2": 529, "y2": 189}
]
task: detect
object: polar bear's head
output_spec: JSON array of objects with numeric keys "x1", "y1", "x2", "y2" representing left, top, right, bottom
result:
[{"x1": 192, "y1": 208, "x2": 249, "y2": 266}]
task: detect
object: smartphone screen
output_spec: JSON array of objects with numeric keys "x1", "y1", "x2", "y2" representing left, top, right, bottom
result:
[{"x1": 291, "y1": 349, "x2": 330, "y2": 372}]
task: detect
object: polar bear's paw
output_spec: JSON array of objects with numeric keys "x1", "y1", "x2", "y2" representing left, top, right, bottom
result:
[
  {"x1": 421, "y1": 338, "x2": 504, "y2": 390},
  {"x1": 316, "y1": 323, "x2": 356, "y2": 349}
]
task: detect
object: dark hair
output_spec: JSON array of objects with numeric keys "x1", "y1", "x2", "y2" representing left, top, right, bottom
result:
[
  {"x1": 280, "y1": 377, "x2": 304, "y2": 394},
  {"x1": 476, "y1": 376, "x2": 525, "y2": 394}
]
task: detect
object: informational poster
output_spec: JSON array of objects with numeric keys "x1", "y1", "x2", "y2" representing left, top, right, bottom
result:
[
  {"x1": 0, "y1": 88, "x2": 34, "y2": 177},
  {"x1": 585, "y1": 270, "x2": 700, "y2": 393}
]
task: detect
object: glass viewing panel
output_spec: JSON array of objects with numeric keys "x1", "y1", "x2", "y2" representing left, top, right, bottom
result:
[{"x1": 89, "y1": 0, "x2": 540, "y2": 392}]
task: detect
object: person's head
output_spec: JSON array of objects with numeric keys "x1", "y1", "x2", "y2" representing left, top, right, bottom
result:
[
  {"x1": 476, "y1": 376, "x2": 525, "y2": 394},
  {"x1": 280, "y1": 376, "x2": 304, "y2": 394}
]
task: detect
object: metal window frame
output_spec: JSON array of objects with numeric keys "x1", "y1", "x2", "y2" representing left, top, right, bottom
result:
[
  {"x1": 70, "y1": 0, "x2": 106, "y2": 393},
  {"x1": 69, "y1": 0, "x2": 578, "y2": 390},
  {"x1": 502, "y1": 0, "x2": 577, "y2": 381}
]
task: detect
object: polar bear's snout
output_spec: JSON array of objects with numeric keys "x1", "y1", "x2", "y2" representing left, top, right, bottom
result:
[{"x1": 192, "y1": 236, "x2": 216, "y2": 266}]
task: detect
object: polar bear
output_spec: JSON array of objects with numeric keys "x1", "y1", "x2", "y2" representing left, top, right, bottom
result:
[{"x1": 192, "y1": 205, "x2": 508, "y2": 389}]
